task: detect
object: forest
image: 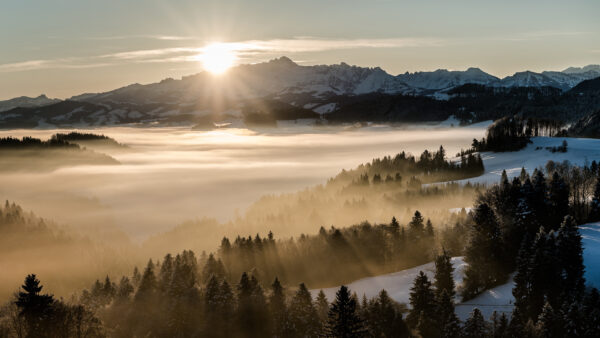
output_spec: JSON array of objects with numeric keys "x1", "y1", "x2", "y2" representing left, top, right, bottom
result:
[
  {"x1": 471, "y1": 115, "x2": 567, "y2": 152},
  {"x1": 1, "y1": 159, "x2": 600, "y2": 337},
  {"x1": 0, "y1": 135, "x2": 119, "y2": 171}
]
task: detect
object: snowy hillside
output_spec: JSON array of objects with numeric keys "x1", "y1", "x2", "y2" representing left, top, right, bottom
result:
[
  {"x1": 458, "y1": 137, "x2": 600, "y2": 185},
  {"x1": 312, "y1": 220, "x2": 600, "y2": 321}
]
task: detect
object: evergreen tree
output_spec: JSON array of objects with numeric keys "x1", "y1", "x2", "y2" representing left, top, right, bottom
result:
[
  {"x1": 202, "y1": 253, "x2": 226, "y2": 284},
  {"x1": 134, "y1": 260, "x2": 157, "y2": 302},
  {"x1": 407, "y1": 271, "x2": 436, "y2": 328},
  {"x1": 315, "y1": 290, "x2": 330, "y2": 324},
  {"x1": 15, "y1": 274, "x2": 55, "y2": 338},
  {"x1": 434, "y1": 249, "x2": 455, "y2": 299},
  {"x1": 426, "y1": 219, "x2": 435, "y2": 237},
  {"x1": 364, "y1": 290, "x2": 409, "y2": 338},
  {"x1": 324, "y1": 286, "x2": 367, "y2": 338},
  {"x1": 409, "y1": 210, "x2": 425, "y2": 238},
  {"x1": 548, "y1": 172, "x2": 570, "y2": 230},
  {"x1": 269, "y1": 278, "x2": 291, "y2": 337},
  {"x1": 289, "y1": 283, "x2": 320, "y2": 338},
  {"x1": 512, "y1": 236, "x2": 532, "y2": 322},
  {"x1": 235, "y1": 273, "x2": 269, "y2": 338},
  {"x1": 535, "y1": 302, "x2": 564, "y2": 338},
  {"x1": 462, "y1": 203, "x2": 505, "y2": 299},
  {"x1": 437, "y1": 289, "x2": 460, "y2": 338},
  {"x1": 556, "y1": 215, "x2": 586, "y2": 301},
  {"x1": 581, "y1": 288, "x2": 600, "y2": 338},
  {"x1": 115, "y1": 277, "x2": 134, "y2": 303},
  {"x1": 462, "y1": 308, "x2": 488, "y2": 338},
  {"x1": 490, "y1": 312, "x2": 509, "y2": 338}
]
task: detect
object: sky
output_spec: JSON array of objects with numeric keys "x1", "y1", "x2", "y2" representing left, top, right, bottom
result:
[{"x1": 0, "y1": 0, "x2": 599, "y2": 100}]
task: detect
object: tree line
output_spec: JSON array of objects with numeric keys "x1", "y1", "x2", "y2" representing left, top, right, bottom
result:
[{"x1": 471, "y1": 115, "x2": 568, "y2": 152}]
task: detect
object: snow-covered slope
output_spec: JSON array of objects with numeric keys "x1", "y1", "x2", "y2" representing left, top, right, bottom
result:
[
  {"x1": 581, "y1": 222, "x2": 600, "y2": 287},
  {"x1": 310, "y1": 257, "x2": 467, "y2": 307},
  {"x1": 0, "y1": 94, "x2": 61, "y2": 112},
  {"x1": 312, "y1": 221, "x2": 600, "y2": 320},
  {"x1": 459, "y1": 137, "x2": 600, "y2": 185}
]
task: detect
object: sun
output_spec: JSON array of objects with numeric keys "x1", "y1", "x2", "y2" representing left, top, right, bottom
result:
[{"x1": 199, "y1": 43, "x2": 236, "y2": 75}]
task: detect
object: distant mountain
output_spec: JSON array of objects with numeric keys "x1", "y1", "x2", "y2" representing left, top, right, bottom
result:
[
  {"x1": 0, "y1": 58, "x2": 599, "y2": 128},
  {"x1": 0, "y1": 94, "x2": 61, "y2": 112},
  {"x1": 563, "y1": 65, "x2": 600, "y2": 74},
  {"x1": 396, "y1": 67, "x2": 499, "y2": 91}
]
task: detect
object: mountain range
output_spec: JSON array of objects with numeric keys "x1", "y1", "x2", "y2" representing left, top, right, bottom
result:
[{"x1": 0, "y1": 57, "x2": 599, "y2": 129}]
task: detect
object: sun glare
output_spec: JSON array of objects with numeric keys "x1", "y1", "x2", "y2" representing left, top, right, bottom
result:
[{"x1": 199, "y1": 43, "x2": 236, "y2": 75}]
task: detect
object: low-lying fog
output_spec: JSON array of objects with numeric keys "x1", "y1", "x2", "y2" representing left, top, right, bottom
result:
[{"x1": 0, "y1": 124, "x2": 486, "y2": 240}]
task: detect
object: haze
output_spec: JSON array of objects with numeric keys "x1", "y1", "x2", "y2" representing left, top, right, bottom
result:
[{"x1": 0, "y1": 124, "x2": 485, "y2": 240}]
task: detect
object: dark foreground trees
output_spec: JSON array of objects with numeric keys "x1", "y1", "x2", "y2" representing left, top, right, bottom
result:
[{"x1": 3, "y1": 274, "x2": 104, "y2": 338}]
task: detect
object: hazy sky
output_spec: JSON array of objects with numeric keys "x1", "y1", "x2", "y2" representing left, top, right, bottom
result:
[{"x1": 1, "y1": 0, "x2": 599, "y2": 99}]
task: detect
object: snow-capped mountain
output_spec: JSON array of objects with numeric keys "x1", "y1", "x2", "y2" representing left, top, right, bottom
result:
[
  {"x1": 1, "y1": 57, "x2": 599, "y2": 128},
  {"x1": 498, "y1": 68, "x2": 600, "y2": 91},
  {"x1": 0, "y1": 94, "x2": 61, "y2": 112},
  {"x1": 396, "y1": 67, "x2": 500, "y2": 90}
]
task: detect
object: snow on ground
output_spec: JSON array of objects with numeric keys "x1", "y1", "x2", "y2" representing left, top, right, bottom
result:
[
  {"x1": 310, "y1": 257, "x2": 467, "y2": 309},
  {"x1": 312, "y1": 224, "x2": 600, "y2": 321},
  {"x1": 459, "y1": 137, "x2": 600, "y2": 185},
  {"x1": 455, "y1": 276, "x2": 515, "y2": 320},
  {"x1": 313, "y1": 103, "x2": 337, "y2": 114},
  {"x1": 581, "y1": 222, "x2": 600, "y2": 287}
]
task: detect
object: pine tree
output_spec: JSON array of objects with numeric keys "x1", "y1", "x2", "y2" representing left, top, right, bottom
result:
[
  {"x1": 490, "y1": 311, "x2": 509, "y2": 338},
  {"x1": 202, "y1": 253, "x2": 226, "y2": 283},
  {"x1": 236, "y1": 273, "x2": 269, "y2": 338},
  {"x1": 409, "y1": 210, "x2": 425, "y2": 238},
  {"x1": 507, "y1": 307, "x2": 525, "y2": 338},
  {"x1": 434, "y1": 249, "x2": 455, "y2": 299},
  {"x1": 548, "y1": 172, "x2": 570, "y2": 230},
  {"x1": 535, "y1": 302, "x2": 564, "y2": 338},
  {"x1": 15, "y1": 274, "x2": 55, "y2": 338},
  {"x1": 462, "y1": 203, "x2": 505, "y2": 299},
  {"x1": 462, "y1": 308, "x2": 488, "y2": 338},
  {"x1": 134, "y1": 260, "x2": 157, "y2": 302},
  {"x1": 324, "y1": 286, "x2": 367, "y2": 338},
  {"x1": 115, "y1": 277, "x2": 134, "y2": 303},
  {"x1": 426, "y1": 219, "x2": 435, "y2": 237},
  {"x1": 289, "y1": 283, "x2": 320, "y2": 338},
  {"x1": 581, "y1": 288, "x2": 600, "y2": 337},
  {"x1": 556, "y1": 215, "x2": 586, "y2": 301},
  {"x1": 204, "y1": 276, "x2": 230, "y2": 338},
  {"x1": 365, "y1": 290, "x2": 409, "y2": 338},
  {"x1": 315, "y1": 290, "x2": 329, "y2": 324},
  {"x1": 416, "y1": 311, "x2": 439, "y2": 338},
  {"x1": 437, "y1": 289, "x2": 460, "y2": 338},
  {"x1": 512, "y1": 236, "x2": 532, "y2": 322},
  {"x1": 269, "y1": 278, "x2": 290, "y2": 337},
  {"x1": 406, "y1": 271, "x2": 436, "y2": 328}
]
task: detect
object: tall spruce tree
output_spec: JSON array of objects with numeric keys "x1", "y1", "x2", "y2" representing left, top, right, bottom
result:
[
  {"x1": 364, "y1": 290, "x2": 409, "y2": 338},
  {"x1": 269, "y1": 278, "x2": 290, "y2": 337},
  {"x1": 15, "y1": 274, "x2": 56, "y2": 338},
  {"x1": 437, "y1": 289, "x2": 460, "y2": 338},
  {"x1": 556, "y1": 215, "x2": 586, "y2": 301},
  {"x1": 462, "y1": 308, "x2": 488, "y2": 338},
  {"x1": 434, "y1": 249, "x2": 455, "y2": 299},
  {"x1": 324, "y1": 286, "x2": 367, "y2": 338},
  {"x1": 463, "y1": 203, "x2": 505, "y2": 299},
  {"x1": 548, "y1": 171, "x2": 570, "y2": 230},
  {"x1": 288, "y1": 283, "x2": 320, "y2": 338},
  {"x1": 315, "y1": 290, "x2": 330, "y2": 324},
  {"x1": 407, "y1": 271, "x2": 436, "y2": 329}
]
